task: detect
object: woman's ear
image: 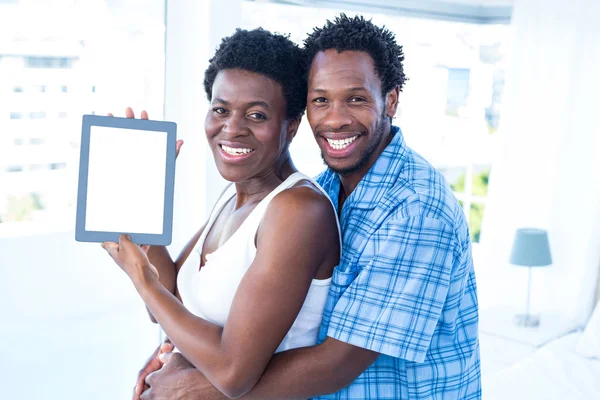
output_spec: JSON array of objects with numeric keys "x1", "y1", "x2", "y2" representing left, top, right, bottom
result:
[{"x1": 286, "y1": 116, "x2": 302, "y2": 144}]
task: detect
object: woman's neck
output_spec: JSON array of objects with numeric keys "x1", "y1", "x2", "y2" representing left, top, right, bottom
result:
[{"x1": 232, "y1": 153, "x2": 297, "y2": 209}]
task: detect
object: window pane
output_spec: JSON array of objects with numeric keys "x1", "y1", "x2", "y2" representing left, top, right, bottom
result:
[
  {"x1": 439, "y1": 166, "x2": 467, "y2": 193},
  {"x1": 470, "y1": 203, "x2": 485, "y2": 243},
  {"x1": 445, "y1": 68, "x2": 470, "y2": 117},
  {"x1": 472, "y1": 164, "x2": 491, "y2": 197}
]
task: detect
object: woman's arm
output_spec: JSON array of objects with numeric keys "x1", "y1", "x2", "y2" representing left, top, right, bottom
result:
[
  {"x1": 145, "y1": 225, "x2": 205, "y2": 322},
  {"x1": 146, "y1": 246, "x2": 177, "y2": 295},
  {"x1": 131, "y1": 186, "x2": 340, "y2": 398}
]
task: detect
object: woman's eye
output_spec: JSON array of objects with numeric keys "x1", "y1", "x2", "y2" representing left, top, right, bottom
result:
[
  {"x1": 313, "y1": 97, "x2": 327, "y2": 103},
  {"x1": 248, "y1": 112, "x2": 266, "y2": 120},
  {"x1": 213, "y1": 107, "x2": 227, "y2": 114}
]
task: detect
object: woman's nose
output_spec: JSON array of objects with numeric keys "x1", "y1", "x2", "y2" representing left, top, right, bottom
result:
[{"x1": 222, "y1": 115, "x2": 249, "y2": 137}]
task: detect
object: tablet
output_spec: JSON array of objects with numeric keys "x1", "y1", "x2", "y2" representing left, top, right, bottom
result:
[{"x1": 75, "y1": 115, "x2": 177, "y2": 246}]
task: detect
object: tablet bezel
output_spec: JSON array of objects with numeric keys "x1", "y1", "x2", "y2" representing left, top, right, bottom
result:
[{"x1": 75, "y1": 114, "x2": 177, "y2": 246}]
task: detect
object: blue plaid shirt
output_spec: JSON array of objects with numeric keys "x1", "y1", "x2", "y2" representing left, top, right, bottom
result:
[{"x1": 314, "y1": 126, "x2": 481, "y2": 400}]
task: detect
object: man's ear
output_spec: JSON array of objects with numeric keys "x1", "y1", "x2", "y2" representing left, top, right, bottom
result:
[
  {"x1": 385, "y1": 86, "x2": 400, "y2": 119},
  {"x1": 286, "y1": 116, "x2": 301, "y2": 143}
]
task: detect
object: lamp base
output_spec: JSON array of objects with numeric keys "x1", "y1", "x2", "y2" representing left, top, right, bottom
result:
[{"x1": 514, "y1": 313, "x2": 540, "y2": 328}]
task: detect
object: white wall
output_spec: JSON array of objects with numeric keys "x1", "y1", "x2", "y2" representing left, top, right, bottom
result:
[
  {"x1": 166, "y1": 0, "x2": 241, "y2": 252},
  {"x1": 481, "y1": 0, "x2": 600, "y2": 324}
]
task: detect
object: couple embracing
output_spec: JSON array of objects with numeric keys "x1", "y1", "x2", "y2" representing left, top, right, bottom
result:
[{"x1": 103, "y1": 14, "x2": 481, "y2": 400}]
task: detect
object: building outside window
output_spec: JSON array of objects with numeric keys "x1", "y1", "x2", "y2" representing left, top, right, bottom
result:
[{"x1": 0, "y1": 0, "x2": 166, "y2": 234}]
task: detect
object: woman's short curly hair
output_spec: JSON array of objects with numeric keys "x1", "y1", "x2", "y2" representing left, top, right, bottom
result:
[
  {"x1": 303, "y1": 14, "x2": 407, "y2": 95},
  {"x1": 203, "y1": 28, "x2": 307, "y2": 119}
]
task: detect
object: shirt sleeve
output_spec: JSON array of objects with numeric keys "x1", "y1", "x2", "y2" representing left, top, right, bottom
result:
[{"x1": 326, "y1": 216, "x2": 458, "y2": 363}]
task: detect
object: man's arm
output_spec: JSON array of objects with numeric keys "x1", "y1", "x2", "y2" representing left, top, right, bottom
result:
[
  {"x1": 145, "y1": 337, "x2": 379, "y2": 400},
  {"x1": 240, "y1": 337, "x2": 379, "y2": 400}
]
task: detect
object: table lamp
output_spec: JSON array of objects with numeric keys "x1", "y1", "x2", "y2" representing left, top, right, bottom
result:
[{"x1": 509, "y1": 228, "x2": 552, "y2": 327}]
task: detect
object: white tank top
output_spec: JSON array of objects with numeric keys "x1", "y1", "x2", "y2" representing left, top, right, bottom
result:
[{"x1": 177, "y1": 172, "x2": 340, "y2": 353}]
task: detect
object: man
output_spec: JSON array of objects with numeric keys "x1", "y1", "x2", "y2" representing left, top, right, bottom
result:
[{"x1": 140, "y1": 14, "x2": 481, "y2": 400}]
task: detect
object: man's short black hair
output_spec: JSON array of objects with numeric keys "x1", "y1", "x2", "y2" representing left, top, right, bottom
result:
[
  {"x1": 303, "y1": 14, "x2": 407, "y2": 94},
  {"x1": 204, "y1": 28, "x2": 307, "y2": 119}
]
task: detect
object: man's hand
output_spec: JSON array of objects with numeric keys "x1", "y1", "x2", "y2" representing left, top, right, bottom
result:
[
  {"x1": 134, "y1": 341, "x2": 175, "y2": 400},
  {"x1": 140, "y1": 352, "x2": 226, "y2": 400}
]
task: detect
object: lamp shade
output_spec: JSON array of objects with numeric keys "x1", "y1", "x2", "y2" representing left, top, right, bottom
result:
[{"x1": 509, "y1": 228, "x2": 552, "y2": 267}]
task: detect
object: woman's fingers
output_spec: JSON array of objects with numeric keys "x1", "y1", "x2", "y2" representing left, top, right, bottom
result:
[
  {"x1": 106, "y1": 108, "x2": 149, "y2": 119},
  {"x1": 175, "y1": 140, "x2": 184, "y2": 157},
  {"x1": 160, "y1": 342, "x2": 174, "y2": 354},
  {"x1": 101, "y1": 242, "x2": 119, "y2": 259}
]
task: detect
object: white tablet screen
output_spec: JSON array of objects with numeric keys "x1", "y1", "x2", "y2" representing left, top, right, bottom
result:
[{"x1": 85, "y1": 126, "x2": 167, "y2": 234}]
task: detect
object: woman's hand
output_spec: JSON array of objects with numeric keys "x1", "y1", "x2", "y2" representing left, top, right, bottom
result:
[
  {"x1": 108, "y1": 107, "x2": 184, "y2": 156},
  {"x1": 102, "y1": 234, "x2": 159, "y2": 283}
]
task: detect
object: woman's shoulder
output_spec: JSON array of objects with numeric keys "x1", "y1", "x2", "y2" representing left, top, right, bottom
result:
[
  {"x1": 257, "y1": 177, "x2": 337, "y2": 233},
  {"x1": 258, "y1": 177, "x2": 339, "y2": 256},
  {"x1": 271, "y1": 178, "x2": 334, "y2": 217}
]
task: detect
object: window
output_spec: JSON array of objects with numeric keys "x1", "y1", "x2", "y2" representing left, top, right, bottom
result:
[
  {"x1": 29, "y1": 111, "x2": 46, "y2": 119},
  {"x1": 241, "y1": 2, "x2": 510, "y2": 241},
  {"x1": 0, "y1": 1, "x2": 166, "y2": 235},
  {"x1": 2, "y1": 192, "x2": 44, "y2": 222},
  {"x1": 444, "y1": 68, "x2": 471, "y2": 117},
  {"x1": 29, "y1": 164, "x2": 48, "y2": 172},
  {"x1": 440, "y1": 164, "x2": 491, "y2": 243},
  {"x1": 50, "y1": 162, "x2": 67, "y2": 170},
  {"x1": 25, "y1": 56, "x2": 75, "y2": 69},
  {"x1": 485, "y1": 69, "x2": 505, "y2": 133}
]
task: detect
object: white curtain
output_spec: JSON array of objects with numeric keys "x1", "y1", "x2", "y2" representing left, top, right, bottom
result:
[{"x1": 480, "y1": 0, "x2": 600, "y2": 325}]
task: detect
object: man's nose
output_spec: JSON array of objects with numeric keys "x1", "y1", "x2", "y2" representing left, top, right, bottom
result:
[{"x1": 322, "y1": 102, "x2": 353, "y2": 130}]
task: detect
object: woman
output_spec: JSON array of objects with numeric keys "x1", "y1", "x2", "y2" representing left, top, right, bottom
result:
[{"x1": 102, "y1": 28, "x2": 340, "y2": 398}]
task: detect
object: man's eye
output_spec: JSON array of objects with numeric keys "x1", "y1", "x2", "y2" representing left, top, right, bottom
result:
[
  {"x1": 213, "y1": 107, "x2": 227, "y2": 114},
  {"x1": 248, "y1": 112, "x2": 266, "y2": 120},
  {"x1": 313, "y1": 97, "x2": 327, "y2": 103},
  {"x1": 349, "y1": 97, "x2": 365, "y2": 103}
]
